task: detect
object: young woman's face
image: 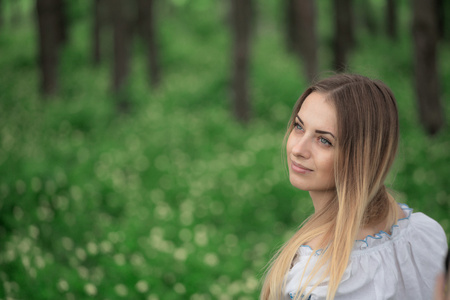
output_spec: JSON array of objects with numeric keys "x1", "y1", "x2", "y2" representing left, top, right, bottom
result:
[{"x1": 286, "y1": 92, "x2": 337, "y2": 197}]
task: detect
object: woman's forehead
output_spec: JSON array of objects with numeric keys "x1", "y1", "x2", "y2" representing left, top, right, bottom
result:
[{"x1": 298, "y1": 93, "x2": 337, "y2": 133}]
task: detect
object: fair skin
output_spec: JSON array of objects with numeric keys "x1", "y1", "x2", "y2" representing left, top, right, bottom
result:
[
  {"x1": 286, "y1": 92, "x2": 405, "y2": 248},
  {"x1": 286, "y1": 92, "x2": 337, "y2": 212},
  {"x1": 434, "y1": 272, "x2": 450, "y2": 300}
]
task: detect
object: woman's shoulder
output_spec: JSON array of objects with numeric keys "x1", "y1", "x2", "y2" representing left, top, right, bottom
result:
[
  {"x1": 285, "y1": 204, "x2": 448, "y2": 299},
  {"x1": 351, "y1": 203, "x2": 447, "y2": 252},
  {"x1": 409, "y1": 207, "x2": 447, "y2": 235},
  {"x1": 292, "y1": 203, "x2": 447, "y2": 257},
  {"x1": 406, "y1": 205, "x2": 448, "y2": 254}
]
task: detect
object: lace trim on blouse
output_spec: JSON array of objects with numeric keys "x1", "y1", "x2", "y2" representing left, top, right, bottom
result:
[{"x1": 296, "y1": 203, "x2": 413, "y2": 257}]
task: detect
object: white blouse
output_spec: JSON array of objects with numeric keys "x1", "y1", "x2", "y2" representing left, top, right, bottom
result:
[{"x1": 284, "y1": 204, "x2": 448, "y2": 300}]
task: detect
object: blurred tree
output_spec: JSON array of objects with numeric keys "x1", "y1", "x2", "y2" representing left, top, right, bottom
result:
[
  {"x1": 0, "y1": 0, "x2": 3, "y2": 29},
  {"x1": 436, "y1": 0, "x2": 447, "y2": 40},
  {"x1": 92, "y1": 0, "x2": 107, "y2": 65},
  {"x1": 359, "y1": 1, "x2": 377, "y2": 35},
  {"x1": 92, "y1": 0, "x2": 101, "y2": 64},
  {"x1": 285, "y1": 0, "x2": 297, "y2": 53},
  {"x1": 56, "y1": 0, "x2": 67, "y2": 45},
  {"x1": 231, "y1": 0, "x2": 253, "y2": 123},
  {"x1": 111, "y1": 0, "x2": 133, "y2": 94},
  {"x1": 332, "y1": 0, "x2": 354, "y2": 72},
  {"x1": 385, "y1": 0, "x2": 397, "y2": 39},
  {"x1": 137, "y1": 0, "x2": 161, "y2": 87},
  {"x1": 436, "y1": 0, "x2": 443, "y2": 39},
  {"x1": 412, "y1": 0, "x2": 444, "y2": 135},
  {"x1": 36, "y1": 0, "x2": 64, "y2": 95},
  {"x1": 285, "y1": 0, "x2": 318, "y2": 82}
]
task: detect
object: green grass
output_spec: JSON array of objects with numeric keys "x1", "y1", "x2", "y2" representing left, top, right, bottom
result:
[{"x1": 0, "y1": 1, "x2": 449, "y2": 299}]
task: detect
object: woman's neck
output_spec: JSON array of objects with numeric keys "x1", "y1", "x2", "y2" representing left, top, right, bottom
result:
[
  {"x1": 306, "y1": 194, "x2": 405, "y2": 249},
  {"x1": 310, "y1": 190, "x2": 335, "y2": 213}
]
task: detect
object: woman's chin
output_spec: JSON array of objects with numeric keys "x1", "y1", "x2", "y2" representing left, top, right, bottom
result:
[{"x1": 289, "y1": 177, "x2": 308, "y2": 191}]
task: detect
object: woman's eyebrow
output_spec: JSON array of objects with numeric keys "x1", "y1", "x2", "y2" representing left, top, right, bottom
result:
[
  {"x1": 296, "y1": 115, "x2": 335, "y2": 139},
  {"x1": 316, "y1": 130, "x2": 335, "y2": 139}
]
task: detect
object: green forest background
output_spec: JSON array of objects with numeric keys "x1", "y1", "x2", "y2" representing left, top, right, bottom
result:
[{"x1": 1, "y1": 1, "x2": 449, "y2": 299}]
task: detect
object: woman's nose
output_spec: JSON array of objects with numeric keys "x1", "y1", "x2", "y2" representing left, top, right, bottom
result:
[{"x1": 291, "y1": 136, "x2": 311, "y2": 159}]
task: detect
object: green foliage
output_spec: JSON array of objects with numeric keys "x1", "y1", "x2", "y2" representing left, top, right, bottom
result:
[{"x1": 0, "y1": 1, "x2": 449, "y2": 299}]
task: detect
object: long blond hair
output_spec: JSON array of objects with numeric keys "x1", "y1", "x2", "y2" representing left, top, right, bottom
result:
[{"x1": 260, "y1": 74, "x2": 400, "y2": 300}]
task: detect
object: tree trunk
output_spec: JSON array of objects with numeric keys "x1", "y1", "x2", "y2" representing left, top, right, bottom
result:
[
  {"x1": 285, "y1": 0, "x2": 297, "y2": 53},
  {"x1": 55, "y1": 0, "x2": 67, "y2": 45},
  {"x1": 36, "y1": 0, "x2": 61, "y2": 96},
  {"x1": 386, "y1": 0, "x2": 397, "y2": 39},
  {"x1": 0, "y1": 0, "x2": 3, "y2": 29},
  {"x1": 231, "y1": 0, "x2": 252, "y2": 123},
  {"x1": 137, "y1": 0, "x2": 161, "y2": 87},
  {"x1": 412, "y1": 0, "x2": 444, "y2": 135},
  {"x1": 92, "y1": 0, "x2": 102, "y2": 64},
  {"x1": 332, "y1": 0, "x2": 354, "y2": 72},
  {"x1": 293, "y1": 0, "x2": 318, "y2": 82},
  {"x1": 111, "y1": 0, "x2": 132, "y2": 93},
  {"x1": 436, "y1": 0, "x2": 445, "y2": 39}
]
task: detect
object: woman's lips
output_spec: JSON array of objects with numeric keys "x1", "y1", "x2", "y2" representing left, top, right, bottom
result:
[{"x1": 291, "y1": 161, "x2": 313, "y2": 174}]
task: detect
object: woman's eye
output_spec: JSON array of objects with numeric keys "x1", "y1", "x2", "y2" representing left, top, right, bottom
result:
[
  {"x1": 294, "y1": 123, "x2": 304, "y2": 131},
  {"x1": 319, "y1": 137, "x2": 332, "y2": 146}
]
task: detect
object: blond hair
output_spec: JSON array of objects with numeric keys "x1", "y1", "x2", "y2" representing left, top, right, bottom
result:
[{"x1": 261, "y1": 74, "x2": 400, "y2": 300}]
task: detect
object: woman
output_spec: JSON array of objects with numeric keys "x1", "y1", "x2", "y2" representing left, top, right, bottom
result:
[{"x1": 260, "y1": 74, "x2": 448, "y2": 300}]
